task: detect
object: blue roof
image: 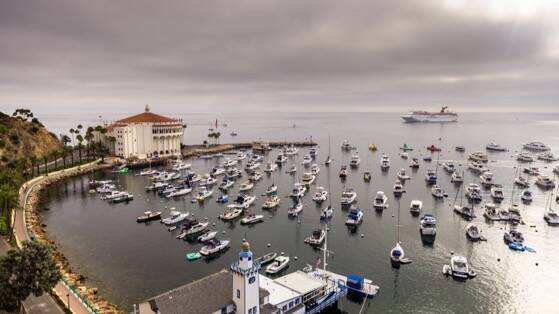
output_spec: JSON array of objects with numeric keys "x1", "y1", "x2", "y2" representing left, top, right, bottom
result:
[
  {"x1": 239, "y1": 251, "x2": 252, "y2": 258},
  {"x1": 347, "y1": 274, "x2": 364, "y2": 283}
]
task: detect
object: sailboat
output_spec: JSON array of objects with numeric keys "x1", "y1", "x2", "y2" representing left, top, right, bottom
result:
[
  {"x1": 321, "y1": 158, "x2": 335, "y2": 221},
  {"x1": 324, "y1": 135, "x2": 333, "y2": 166},
  {"x1": 453, "y1": 183, "x2": 475, "y2": 219},
  {"x1": 390, "y1": 199, "x2": 411, "y2": 268}
]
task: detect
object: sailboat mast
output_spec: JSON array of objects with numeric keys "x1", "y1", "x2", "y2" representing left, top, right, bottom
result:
[
  {"x1": 397, "y1": 199, "x2": 401, "y2": 242},
  {"x1": 323, "y1": 226, "x2": 328, "y2": 271}
]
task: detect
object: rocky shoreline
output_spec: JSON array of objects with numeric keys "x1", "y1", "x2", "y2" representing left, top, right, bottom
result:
[{"x1": 22, "y1": 161, "x2": 123, "y2": 314}]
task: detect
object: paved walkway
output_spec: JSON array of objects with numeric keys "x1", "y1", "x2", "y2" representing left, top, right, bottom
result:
[{"x1": 13, "y1": 160, "x2": 103, "y2": 314}]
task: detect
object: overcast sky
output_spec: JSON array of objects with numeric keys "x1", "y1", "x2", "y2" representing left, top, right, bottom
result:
[{"x1": 1, "y1": 0, "x2": 558, "y2": 114}]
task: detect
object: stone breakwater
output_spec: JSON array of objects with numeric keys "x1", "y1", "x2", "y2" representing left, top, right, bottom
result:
[{"x1": 22, "y1": 162, "x2": 123, "y2": 314}]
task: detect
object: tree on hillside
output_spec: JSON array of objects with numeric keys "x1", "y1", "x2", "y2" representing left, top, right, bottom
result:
[{"x1": 0, "y1": 241, "x2": 62, "y2": 312}]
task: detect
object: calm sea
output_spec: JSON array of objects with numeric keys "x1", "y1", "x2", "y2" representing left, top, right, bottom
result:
[{"x1": 40, "y1": 112, "x2": 559, "y2": 313}]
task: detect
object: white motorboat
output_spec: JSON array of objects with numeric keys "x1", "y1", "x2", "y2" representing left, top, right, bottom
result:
[
  {"x1": 145, "y1": 181, "x2": 169, "y2": 192},
  {"x1": 199, "y1": 174, "x2": 218, "y2": 187},
  {"x1": 544, "y1": 209, "x2": 559, "y2": 225},
  {"x1": 490, "y1": 185, "x2": 505, "y2": 202},
  {"x1": 172, "y1": 163, "x2": 191, "y2": 171},
  {"x1": 266, "y1": 255, "x2": 290, "y2": 274},
  {"x1": 210, "y1": 167, "x2": 226, "y2": 176},
  {"x1": 285, "y1": 164, "x2": 297, "y2": 174},
  {"x1": 222, "y1": 158, "x2": 238, "y2": 168},
  {"x1": 288, "y1": 201, "x2": 304, "y2": 217},
  {"x1": 339, "y1": 165, "x2": 349, "y2": 178},
  {"x1": 431, "y1": 185, "x2": 444, "y2": 198},
  {"x1": 161, "y1": 211, "x2": 190, "y2": 225},
  {"x1": 373, "y1": 191, "x2": 389, "y2": 210},
  {"x1": 514, "y1": 176, "x2": 530, "y2": 188},
  {"x1": 240, "y1": 213, "x2": 264, "y2": 225},
  {"x1": 486, "y1": 142, "x2": 507, "y2": 152},
  {"x1": 301, "y1": 154, "x2": 312, "y2": 166},
  {"x1": 219, "y1": 178, "x2": 235, "y2": 191},
  {"x1": 468, "y1": 152, "x2": 488, "y2": 162},
  {"x1": 199, "y1": 239, "x2": 230, "y2": 256},
  {"x1": 523, "y1": 141, "x2": 550, "y2": 152},
  {"x1": 290, "y1": 183, "x2": 307, "y2": 198},
  {"x1": 309, "y1": 148, "x2": 318, "y2": 159},
  {"x1": 451, "y1": 171, "x2": 464, "y2": 183},
  {"x1": 227, "y1": 194, "x2": 256, "y2": 209},
  {"x1": 226, "y1": 168, "x2": 242, "y2": 178},
  {"x1": 320, "y1": 205, "x2": 334, "y2": 220},
  {"x1": 516, "y1": 152, "x2": 534, "y2": 162},
  {"x1": 345, "y1": 207, "x2": 363, "y2": 226},
  {"x1": 409, "y1": 157, "x2": 420, "y2": 168},
  {"x1": 245, "y1": 161, "x2": 261, "y2": 171},
  {"x1": 239, "y1": 180, "x2": 254, "y2": 192},
  {"x1": 468, "y1": 161, "x2": 489, "y2": 174},
  {"x1": 219, "y1": 207, "x2": 243, "y2": 220},
  {"x1": 523, "y1": 166, "x2": 540, "y2": 176},
  {"x1": 350, "y1": 154, "x2": 361, "y2": 168},
  {"x1": 419, "y1": 214, "x2": 437, "y2": 236},
  {"x1": 284, "y1": 145, "x2": 299, "y2": 156},
  {"x1": 454, "y1": 204, "x2": 475, "y2": 219},
  {"x1": 399, "y1": 152, "x2": 409, "y2": 159},
  {"x1": 305, "y1": 229, "x2": 326, "y2": 246},
  {"x1": 397, "y1": 168, "x2": 410, "y2": 181},
  {"x1": 410, "y1": 200, "x2": 422, "y2": 215},
  {"x1": 275, "y1": 154, "x2": 287, "y2": 164},
  {"x1": 97, "y1": 184, "x2": 117, "y2": 194},
  {"x1": 425, "y1": 169, "x2": 437, "y2": 184},
  {"x1": 301, "y1": 172, "x2": 316, "y2": 186},
  {"x1": 166, "y1": 187, "x2": 192, "y2": 198},
  {"x1": 508, "y1": 203, "x2": 522, "y2": 223},
  {"x1": 195, "y1": 187, "x2": 213, "y2": 202},
  {"x1": 554, "y1": 165, "x2": 559, "y2": 175},
  {"x1": 466, "y1": 183, "x2": 482, "y2": 202},
  {"x1": 262, "y1": 195, "x2": 281, "y2": 209},
  {"x1": 341, "y1": 140, "x2": 352, "y2": 151},
  {"x1": 138, "y1": 169, "x2": 159, "y2": 176},
  {"x1": 443, "y1": 255, "x2": 473, "y2": 280},
  {"x1": 503, "y1": 228, "x2": 523, "y2": 244},
  {"x1": 393, "y1": 180, "x2": 405, "y2": 196},
  {"x1": 136, "y1": 211, "x2": 162, "y2": 223},
  {"x1": 100, "y1": 190, "x2": 127, "y2": 201},
  {"x1": 537, "y1": 152, "x2": 557, "y2": 162},
  {"x1": 250, "y1": 154, "x2": 264, "y2": 163},
  {"x1": 340, "y1": 188, "x2": 357, "y2": 205},
  {"x1": 248, "y1": 171, "x2": 263, "y2": 182},
  {"x1": 521, "y1": 190, "x2": 533, "y2": 202},
  {"x1": 263, "y1": 162, "x2": 278, "y2": 173},
  {"x1": 312, "y1": 186, "x2": 328, "y2": 202},
  {"x1": 442, "y1": 162, "x2": 456, "y2": 173},
  {"x1": 178, "y1": 221, "x2": 209, "y2": 239},
  {"x1": 265, "y1": 184, "x2": 278, "y2": 195},
  {"x1": 390, "y1": 242, "x2": 408, "y2": 267},
  {"x1": 310, "y1": 163, "x2": 320, "y2": 175},
  {"x1": 479, "y1": 171, "x2": 495, "y2": 187},
  {"x1": 198, "y1": 231, "x2": 218, "y2": 242},
  {"x1": 236, "y1": 151, "x2": 246, "y2": 161},
  {"x1": 483, "y1": 203, "x2": 509, "y2": 221},
  {"x1": 380, "y1": 154, "x2": 390, "y2": 170},
  {"x1": 255, "y1": 252, "x2": 278, "y2": 266},
  {"x1": 110, "y1": 191, "x2": 134, "y2": 203},
  {"x1": 535, "y1": 176, "x2": 555, "y2": 189}
]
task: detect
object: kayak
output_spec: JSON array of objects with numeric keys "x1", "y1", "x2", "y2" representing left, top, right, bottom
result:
[{"x1": 186, "y1": 252, "x2": 201, "y2": 261}]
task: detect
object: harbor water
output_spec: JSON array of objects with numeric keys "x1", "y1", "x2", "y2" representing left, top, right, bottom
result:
[{"x1": 40, "y1": 112, "x2": 559, "y2": 313}]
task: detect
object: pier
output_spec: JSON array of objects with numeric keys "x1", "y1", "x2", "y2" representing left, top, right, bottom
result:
[{"x1": 181, "y1": 140, "x2": 317, "y2": 158}]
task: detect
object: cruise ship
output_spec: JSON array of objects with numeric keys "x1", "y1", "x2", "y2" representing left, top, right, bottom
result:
[{"x1": 402, "y1": 106, "x2": 458, "y2": 123}]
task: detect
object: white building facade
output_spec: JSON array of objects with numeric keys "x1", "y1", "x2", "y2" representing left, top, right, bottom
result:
[{"x1": 102, "y1": 105, "x2": 184, "y2": 159}]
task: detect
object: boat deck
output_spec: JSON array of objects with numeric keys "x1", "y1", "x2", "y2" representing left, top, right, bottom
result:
[{"x1": 308, "y1": 269, "x2": 380, "y2": 298}]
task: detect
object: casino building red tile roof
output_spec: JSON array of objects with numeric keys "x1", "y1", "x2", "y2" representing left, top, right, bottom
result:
[{"x1": 116, "y1": 111, "x2": 179, "y2": 124}]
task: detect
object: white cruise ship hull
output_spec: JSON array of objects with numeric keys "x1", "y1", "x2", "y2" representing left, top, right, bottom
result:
[{"x1": 402, "y1": 114, "x2": 458, "y2": 123}]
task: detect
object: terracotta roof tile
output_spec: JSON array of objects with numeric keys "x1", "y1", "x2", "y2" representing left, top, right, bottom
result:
[{"x1": 116, "y1": 112, "x2": 179, "y2": 124}]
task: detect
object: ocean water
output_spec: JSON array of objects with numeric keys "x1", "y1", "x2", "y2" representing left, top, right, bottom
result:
[{"x1": 40, "y1": 112, "x2": 559, "y2": 313}]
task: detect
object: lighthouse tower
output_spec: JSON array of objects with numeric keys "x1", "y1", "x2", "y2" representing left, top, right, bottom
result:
[{"x1": 231, "y1": 241, "x2": 261, "y2": 314}]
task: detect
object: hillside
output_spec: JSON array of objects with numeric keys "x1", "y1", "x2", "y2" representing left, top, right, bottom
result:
[{"x1": 0, "y1": 111, "x2": 62, "y2": 167}]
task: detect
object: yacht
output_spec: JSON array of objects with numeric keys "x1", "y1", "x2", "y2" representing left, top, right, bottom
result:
[
  {"x1": 301, "y1": 172, "x2": 316, "y2": 186},
  {"x1": 380, "y1": 154, "x2": 390, "y2": 171},
  {"x1": 503, "y1": 227, "x2": 524, "y2": 245},
  {"x1": 96, "y1": 183, "x2": 116, "y2": 193},
  {"x1": 419, "y1": 214, "x2": 437, "y2": 236},
  {"x1": 454, "y1": 204, "x2": 475, "y2": 219},
  {"x1": 210, "y1": 167, "x2": 226, "y2": 176},
  {"x1": 287, "y1": 200, "x2": 304, "y2": 217},
  {"x1": 397, "y1": 168, "x2": 410, "y2": 181},
  {"x1": 468, "y1": 152, "x2": 488, "y2": 163},
  {"x1": 265, "y1": 184, "x2": 278, "y2": 195},
  {"x1": 166, "y1": 187, "x2": 192, "y2": 198},
  {"x1": 245, "y1": 161, "x2": 261, "y2": 171},
  {"x1": 226, "y1": 168, "x2": 242, "y2": 178},
  {"x1": 483, "y1": 203, "x2": 507, "y2": 221},
  {"x1": 171, "y1": 163, "x2": 191, "y2": 171},
  {"x1": 304, "y1": 229, "x2": 326, "y2": 246},
  {"x1": 145, "y1": 181, "x2": 169, "y2": 192},
  {"x1": 490, "y1": 185, "x2": 505, "y2": 202},
  {"x1": 240, "y1": 213, "x2": 264, "y2": 225},
  {"x1": 523, "y1": 166, "x2": 540, "y2": 176},
  {"x1": 451, "y1": 171, "x2": 464, "y2": 184},
  {"x1": 236, "y1": 151, "x2": 246, "y2": 161},
  {"x1": 239, "y1": 180, "x2": 254, "y2": 192},
  {"x1": 340, "y1": 188, "x2": 357, "y2": 205},
  {"x1": 465, "y1": 223, "x2": 482, "y2": 241},
  {"x1": 508, "y1": 204, "x2": 522, "y2": 223},
  {"x1": 402, "y1": 106, "x2": 458, "y2": 123},
  {"x1": 110, "y1": 191, "x2": 134, "y2": 203},
  {"x1": 309, "y1": 148, "x2": 318, "y2": 159},
  {"x1": 263, "y1": 161, "x2": 279, "y2": 173},
  {"x1": 345, "y1": 207, "x2": 364, "y2": 226},
  {"x1": 523, "y1": 141, "x2": 550, "y2": 152},
  {"x1": 479, "y1": 171, "x2": 495, "y2": 187},
  {"x1": 250, "y1": 154, "x2": 264, "y2": 163},
  {"x1": 468, "y1": 161, "x2": 489, "y2": 174},
  {"x1": 373, "y1": 191, "x2": 389, "y2": 210},
  {"x1": 227, "y1": 194, "x2": 256, "y2": 209},
  {"x1": 425, "y1": 169, "x2": 437, "y2": 185},
  {"x1": 516, "y1": 152, "x2": 534, "y2": 163},
  {"x1": 431, "y1": 185, "x2": 444, "y2": 199},
  {"x1": 443, "y1": 162, "x2": 456, "y2": 173},
  {"x1": 521, "y1": 190, "x2": 533, "y2": 203},
  {"x1": 514, "y1": 176, "x2": 530, "y2": 188},
  {"x1": 136, "y1": 211, "x2": 162, "y2": 223},
  {"x1": 455, "y1": 146, "x2": 466, "y2": 152},
  {"x1": 195, "y1": 187, "x2": 213, "y2": 202},
  {"x1": 289, "y1": 183, "x2": 307, "y2": 198},
  {"x1": 312, "y1": 186, "x2": 328, "y2": 202},
  {"x1": 284, "y1": 145, "x2": 299, "y2": 156},
  {"x1": 410, "y1": 200, "x2": 422, "y2": 215},
  {"x1": 544, "y1": 210, "x2": 559, "y2": 225},
  {"x1": 262, "y1": 195, "x2": 281, "y2": 209},
  {"x1": 466, "y1": 184, "x2": 482, "y2": 202},
  {"x1": 350, "y1": 154, "x2": 361, "y2": 168},
  {"x1": 393, "y1": 180, "x2": 405, "y2": 196},
  {"x1": 339, "y1": 165, "x2": 349, "y2": 178},
  {"x1": 100, "y1": 190, "x2": 128, "y2": 201},
  {"x1": 537, "y1": 152, "x2": 557, "y2": 162},
  {"x1": 486, "y1": 142, "x2": 507, "y2": 152},
  {"x1": 199, "y1": 174, "x2": 218, "y2": 187},
  {"x1": 444, "y1": 255, "x2": 472, "y2": 280},
  {"x1": 248, "y1": 171, "x2": 263, "y2": 182},
  {"x1": 177, "y1": 221, "x2": 209, "y2": 239},
  {"x1": 535, "y1": 176, "x2": 556, "y2": 189},
  {"x1": 301, "y1": 154, "x2": 312, "y2": 167},
  {"x1": 341, "y1": 140, "x2": 352, "y2": 151},
  {"x1": 223, "y1": 158, "x2": 238, "y2": 168},
  {"x1": 199, "y1": 239, "x2": 230, "y2": 256},
  {"x1": 138, "y1": 169, "x2": 159, "y2": 177},
  {"x1": 219, "y1": 207, "x2": 243, "y2": 220},
  {"x1": 275, "y1": 154, "x2": 287, "y2": 164},
  {"x1": 310, "y1": 163, "x2": 320, "y2": 175},
  {"x1": 409, "y1": 157, "x2": 420, "y2": 168},
  {"x1": 161, "y1": 211, "x2": 190, "y2": 225},
  {"x1": 254, "y1": 252, "x2": 278, "y2": 266},
  {"x1": 216, "y1": 194, "x2": 229, "y2": 204},
  {"x1": 285, "y1": 164, "x2": 297, "y2": 174},
  {"x1": 265, "y1": 255, "x2": 290, "y2": 274},
  {"x1": 219, "y1": 178, "x2": 235, "y2": 191},
  {"x1": 320, "y1": 205, "x2": 334, "y2": 220},
  {"x1": 198, "y1": 231, "x2": 218, "y2": 243}
]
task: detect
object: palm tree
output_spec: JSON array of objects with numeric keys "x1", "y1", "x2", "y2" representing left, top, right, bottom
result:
[
  {"x1": 51, "y1": 150, "x2": 59, "y2": 170},
  {"x1": 43, "y1": 155, "x2": 48, "y2": 173},
  {"x1": 29, "y1": 155, "x2": 37, "y2": 177},
  {"x1": 76, "y1": 134, "x2": 84, "y2": 162}
]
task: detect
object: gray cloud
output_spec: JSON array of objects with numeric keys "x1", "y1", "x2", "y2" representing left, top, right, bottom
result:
[{"x1": 0, "y1": 0, "x2": 558, "y2": 113}]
